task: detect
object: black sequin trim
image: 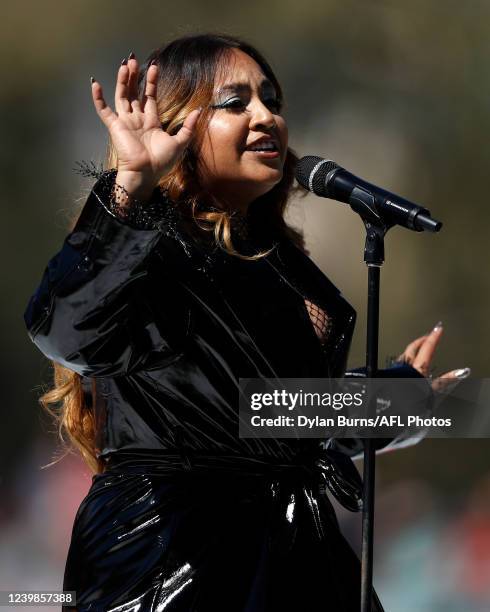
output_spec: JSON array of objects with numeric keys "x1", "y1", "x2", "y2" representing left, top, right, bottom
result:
[{"x1": 74, "y1": 160, "x2": 177, "y2": 231}]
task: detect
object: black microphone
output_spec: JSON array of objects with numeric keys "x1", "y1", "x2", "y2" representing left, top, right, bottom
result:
[{"x1": 295, "y1": 156, "x2": 442, "y2": 233}]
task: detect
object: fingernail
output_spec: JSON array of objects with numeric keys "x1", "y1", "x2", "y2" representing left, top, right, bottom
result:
[
  {"x1": 454, "y1": 367, "x2": 471, "y2": 379},
  {"x1": 121, "y1": 58, "x2": 128, "y2": 66},
  {"x1": 433, "y1": 321, "x2": 443, "y2": 332},
  {"x1": 90, "y1": 76, "x2": 96, "y2": 84},
  {"x1": 149, "y1": 59, "x2": 158, "y2": 66},
  {"x1": 197, "y1": 106, "x2": 203, "y2": 112},
  {"x1": 128, "y1": 51, "x2": 135, "y2": 60}
]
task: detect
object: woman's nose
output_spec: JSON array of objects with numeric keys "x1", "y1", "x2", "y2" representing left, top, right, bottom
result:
[{"x1": 248, "y1": 99, "x2": 276, "y2": 131}]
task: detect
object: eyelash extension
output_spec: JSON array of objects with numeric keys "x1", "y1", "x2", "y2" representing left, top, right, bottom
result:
[{"x1": 211, "y1": 98, "x2": 283, "y2": 112}]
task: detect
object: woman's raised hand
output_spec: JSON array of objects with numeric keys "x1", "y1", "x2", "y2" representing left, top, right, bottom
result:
[{"x1": 91, "y1": 52, "x2": 201, "y2": 201}]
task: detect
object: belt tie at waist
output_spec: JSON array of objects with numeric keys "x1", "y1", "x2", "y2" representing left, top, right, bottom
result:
[{"x1": 101, "y1": 450, "x2": 363, "y2": 512}]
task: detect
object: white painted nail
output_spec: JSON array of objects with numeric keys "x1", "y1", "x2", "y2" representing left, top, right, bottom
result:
[{"x1": 454, "y1": 367, "x2": 471, "y2": 378}]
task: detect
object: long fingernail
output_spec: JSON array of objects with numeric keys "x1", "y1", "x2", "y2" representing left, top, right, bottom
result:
[
  {"x1": 150, "y1": 59, "x2": 158, "y2": 66},
  {"x1": 128, "y1": 51, "x2": 135, "y2": 60},
  {"x1": 454, "y1": 367, "x2": 471, "y2": 378},
  {"x1": 433, "y1": 321, "x2": 443, "y2": 332},
  {"x1": 121, "y1": 58, "x2": 128, "y2": 66},
  {"x1": 90, "y1": 76, "x2": 96, "y2": 84}
]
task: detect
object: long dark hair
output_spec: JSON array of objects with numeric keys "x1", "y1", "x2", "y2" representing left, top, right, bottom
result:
[{"x1": 42, "y1": 33, "x2": 306, "y2": 474}]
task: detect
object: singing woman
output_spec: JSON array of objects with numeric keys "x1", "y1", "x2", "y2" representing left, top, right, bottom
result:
[{"x1": 24, "y1": 33, "x2": 465, "y2": 612}]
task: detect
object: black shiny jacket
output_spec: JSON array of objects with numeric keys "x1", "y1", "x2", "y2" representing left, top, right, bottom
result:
[{"x1": 23, "y1": 172, "x2": 426, "y2": 610}]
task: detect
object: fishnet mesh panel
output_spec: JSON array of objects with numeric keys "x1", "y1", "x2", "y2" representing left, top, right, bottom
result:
[{"x1": 304, "y1": 299, "x2": 332, "y2": 345}]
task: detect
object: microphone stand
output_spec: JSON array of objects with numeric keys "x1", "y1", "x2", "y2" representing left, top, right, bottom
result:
[
  {"x1": 360, "y1": 220, "x2": 386, "y2": 612},
  {"x1": 356, "y1": 201, "x2": 440, "y2": 611},
  {"x1": 294, "y1": 159, "x2": 442, "y2": 610}
]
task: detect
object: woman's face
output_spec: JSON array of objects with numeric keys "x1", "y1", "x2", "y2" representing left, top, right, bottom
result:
[{"x1": 199, "y1": 49, "x2": 288, "y2": 212}]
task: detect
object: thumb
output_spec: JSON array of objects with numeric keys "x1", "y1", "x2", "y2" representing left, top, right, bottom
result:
[
  {"x1": 431, "y1": 367, "x2": 471, "y2": 393},
  {"x1": 173, "y1": 108, "x2": 202, "y2": 148}
]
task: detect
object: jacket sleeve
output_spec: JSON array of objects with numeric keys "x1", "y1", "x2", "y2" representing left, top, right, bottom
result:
[
  {"x1": 325, "y1": 362, "x2": 433, "y2": 460},
  {"x1": 24, "y1": 173, "x2": 188, "y2": 377}
]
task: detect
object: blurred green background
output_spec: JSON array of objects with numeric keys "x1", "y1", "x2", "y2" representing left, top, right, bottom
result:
[{"x1": 2, "y1": 1, "x2": 489, "y2": 609}]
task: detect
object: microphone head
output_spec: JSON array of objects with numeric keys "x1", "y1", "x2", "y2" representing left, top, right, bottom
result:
[{"x1": 295, "y1": 156, "x2": 339, "y2": 195}]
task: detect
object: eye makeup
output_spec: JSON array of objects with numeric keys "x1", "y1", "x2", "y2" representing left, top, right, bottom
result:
[
  {"x1": 211, "y1": 80, "x2": 282, "y2": 112},
  {"x1": 211, "y1": 98, "x2": 282, "y2": 110}
]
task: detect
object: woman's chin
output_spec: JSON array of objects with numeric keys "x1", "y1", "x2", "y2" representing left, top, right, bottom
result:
[{"x1": 246, "y1": 165, "x2": 283, "y2": 186}]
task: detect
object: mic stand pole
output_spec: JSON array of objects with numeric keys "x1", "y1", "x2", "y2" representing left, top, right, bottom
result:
[
  {"x1": 360, "y1": 221, "x2": 388, "y2": 612},
  {"x1": 339, "y1": 182, "x2": 441, "y2": 610}
]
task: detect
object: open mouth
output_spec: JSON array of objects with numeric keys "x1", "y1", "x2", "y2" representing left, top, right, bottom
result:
[{"x1": 244, "y1": 142, "x2": 280, "y2": 157}]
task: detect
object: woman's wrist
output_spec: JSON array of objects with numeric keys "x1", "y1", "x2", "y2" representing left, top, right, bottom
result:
[{"x1": 114, "y1": 171, "x2": 157, "y2": 209}]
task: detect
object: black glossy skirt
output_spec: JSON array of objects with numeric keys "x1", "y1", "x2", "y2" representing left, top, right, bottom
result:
[{"x1": 63, "y1": 460, "x2": 385, "y2": 611}]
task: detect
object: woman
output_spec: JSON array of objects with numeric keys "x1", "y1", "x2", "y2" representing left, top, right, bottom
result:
[{"x1": 24, "y1": 33, "x2": 466, "y2": 611}]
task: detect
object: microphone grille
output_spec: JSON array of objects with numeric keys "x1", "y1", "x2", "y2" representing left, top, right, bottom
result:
[{"x1": 295, "y1": 156, "x2": 339, "y2": 194}]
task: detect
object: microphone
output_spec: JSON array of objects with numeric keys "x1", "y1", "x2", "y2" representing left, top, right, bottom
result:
[{"x1": 295, "y1": 156, "x2": 442, "y2": 233}]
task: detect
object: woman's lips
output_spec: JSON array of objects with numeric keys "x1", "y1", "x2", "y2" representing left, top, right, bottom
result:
[{"x1": 244, "y1": 150, "x2": 280, "y2": 158}]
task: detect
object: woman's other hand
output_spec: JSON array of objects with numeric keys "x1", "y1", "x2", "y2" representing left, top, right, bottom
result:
[
  {"x1": 90, "y1": 52, "x2": 201, "y2": 200},
  {"x1": 397, "y1": 322, "x2": 471, "y2": 392}
]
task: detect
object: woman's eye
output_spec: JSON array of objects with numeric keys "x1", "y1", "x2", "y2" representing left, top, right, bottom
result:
[
  {"x1": 213, "y1": 97, "x2": 282, "y2": 113},
  {"x1": 222, "y1": 99, "x2": 246, "y2": 110}
]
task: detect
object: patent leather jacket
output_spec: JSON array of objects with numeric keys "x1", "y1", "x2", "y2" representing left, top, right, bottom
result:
[{"x1": 24, "y1": 171, "x2": 427, "y2": 513}]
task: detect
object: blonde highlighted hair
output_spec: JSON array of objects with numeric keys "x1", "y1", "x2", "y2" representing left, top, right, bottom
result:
[{"x1": 41, "y1": 32, "x2": 306, "y2": 474}]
